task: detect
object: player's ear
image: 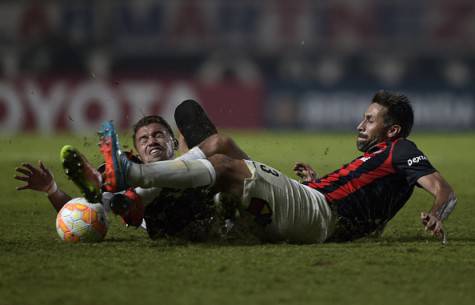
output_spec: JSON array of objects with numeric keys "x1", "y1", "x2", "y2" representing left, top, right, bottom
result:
[
  {"x1": 173, "y1": 138, "x2": 179, "y2": 150},
  {"x1": 387, "y1": 125, "x2": 402, "y2": 139}
]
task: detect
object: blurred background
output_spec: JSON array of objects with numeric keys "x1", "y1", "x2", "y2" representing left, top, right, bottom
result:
[{"x1": 0, "y1": 0, "x2": 474, "y2": 134}]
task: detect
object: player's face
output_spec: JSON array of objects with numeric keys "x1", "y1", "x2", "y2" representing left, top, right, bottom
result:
[
  {"x1": 356, "y1": 103, "x2": 389, "y2": 152},
  {"x1": 134, "y1": 123, "x2": 175, "y2": 163}
]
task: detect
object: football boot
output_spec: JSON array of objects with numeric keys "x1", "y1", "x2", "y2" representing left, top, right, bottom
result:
[
  {"x1": 109, "y1": 188, "x2": 144, "y2": 227},
  {"x1": 98, "y1": 121, "x2": 130, "y2": 192},
  {"x1": 60, "y1": 145, "x2": 102, "y2": 203}
]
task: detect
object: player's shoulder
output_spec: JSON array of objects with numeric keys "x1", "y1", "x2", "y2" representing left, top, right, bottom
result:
[
  {"x1": 393, "y1": 138, "x2": 418, "y2": 150},
  {"x1": 392, "y1": 138, "x2": 423, "y2": 154},
  {"x1": 392, "y1": 138, "x2": 428, "y2": 162}
]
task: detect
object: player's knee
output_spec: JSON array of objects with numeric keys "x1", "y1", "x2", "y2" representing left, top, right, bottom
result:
[
  {"x1": 216, "y1": 134, "x2": 234, "y2": 151},
  {"x1": 208, "y1": 154, "x2": 233, "y2": 174},
  {"x1": 200, "y1": 134, "x2": 219, "y2": 156},
  {"x1": 201, "y1": 134, "x2": 232, "y2": 156},
  {"x1": 208, "y1": 154, "x2": 250, "y2": 194}
]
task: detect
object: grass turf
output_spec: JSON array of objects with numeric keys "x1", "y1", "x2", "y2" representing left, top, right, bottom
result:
[{"x1": 1, "y1": 132, "x2": 474, "y2": 305}]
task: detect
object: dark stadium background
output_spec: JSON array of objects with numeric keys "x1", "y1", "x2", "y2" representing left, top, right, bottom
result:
[{"x1": 0, "y1": 0, "x2": 474, "y2": 133}]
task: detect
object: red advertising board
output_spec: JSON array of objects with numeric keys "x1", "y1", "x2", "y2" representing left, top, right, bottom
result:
[{"x1": 0, "y1": 77, "x2": 264, "y2": 133}]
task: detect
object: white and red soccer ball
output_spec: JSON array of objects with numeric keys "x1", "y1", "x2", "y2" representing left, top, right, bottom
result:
[{"x1": 56, "y1": 198, "x2": 108, "y2": 243}]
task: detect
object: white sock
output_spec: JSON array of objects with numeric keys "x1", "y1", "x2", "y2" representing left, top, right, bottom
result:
[
  {"x1": 134, "y1": 187, "x2": 163, "y2": 206},
  {"x1": 127, "y1": 159, "x2": 216, "y2": 189},
  {"x1": 175, "y1": 146, "x2": 206, "y2": 161},
  {"x1": 100, "y1": 192, "x2": 114, "y2": 214}
]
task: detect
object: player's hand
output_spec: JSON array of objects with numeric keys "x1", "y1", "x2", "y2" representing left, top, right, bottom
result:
[
  {"x1": 15, "y1": 161, "x2": 56, "y2": 193},
  {"x1": 293, "y1": 162, "x2": 318, "y2": 183},
  {"x1": 420, "y1": 212, "x2": 445, "y2": 241}
]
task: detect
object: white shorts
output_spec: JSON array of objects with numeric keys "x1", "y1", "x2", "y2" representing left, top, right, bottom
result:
[{"x1": 241, "y1": 160, "x2": 336, "y2": 243}]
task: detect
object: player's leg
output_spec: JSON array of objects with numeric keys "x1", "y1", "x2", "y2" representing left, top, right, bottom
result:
[
  {"x1": 122, "y1": 153, "x2": 249, "y2": 193},
  {"x1": 177, "y1": 133, "x2": 250, "y2": 161},
  {"x1": 207, "y1": 154, "x2": 252, "y2": 196},
  {"x1": 199, "y1": 134, "x2": 250, "y2": 160},
  {"x1": 175, "y1": 99, "x2": 249, "y2": 160},
  {"x1": 60, "y1": 143, "x2": 144, "y2": 226}
]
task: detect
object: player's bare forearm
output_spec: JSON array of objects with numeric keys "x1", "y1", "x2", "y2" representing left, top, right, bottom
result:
[
  {"x1": 47, "y1": 189, "x2": 72, "y2": 212},
  {"x1": 417, "y1": 172, "x2": 456, "y2": 239},
  {"x1": 430, "y1": 190, "x2": 457, "y2": 221},
  {"x1": 418, "y1": 172, "x2": 456, "y2": 219},
  {"x1": 418, "y1": 173, "x2": 455, "y2": 216}
]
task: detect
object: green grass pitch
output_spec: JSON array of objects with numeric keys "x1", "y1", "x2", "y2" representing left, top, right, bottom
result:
[{"x1": 1, "y1": 131, "x2": 474, "y2": 305}]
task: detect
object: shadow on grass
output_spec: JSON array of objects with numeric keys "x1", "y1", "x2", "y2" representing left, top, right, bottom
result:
[
  {"x1": 376, "y1": 234, "x2": 475, "y2": 244},
  {"x1": 145, "y1": 238, "x2": 263, "y2": 249},
  {"x1": 103, "y1": 236, "x2": 143, "y2": 243},
  {"x1": 142, "y1": 234, "x2": 475, "y2": 249}
]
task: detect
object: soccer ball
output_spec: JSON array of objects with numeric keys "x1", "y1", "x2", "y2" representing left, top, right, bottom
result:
[{"x1": 56, "y1": 198, "x2": 108, "y2": 243}]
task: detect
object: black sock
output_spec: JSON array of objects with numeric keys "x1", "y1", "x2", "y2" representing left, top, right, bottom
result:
[{"x1": 174, "y1": 99, "x2": 218, "y2": 148}]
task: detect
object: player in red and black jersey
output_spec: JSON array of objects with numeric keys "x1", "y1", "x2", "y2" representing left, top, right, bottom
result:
[
  {"x1": 303, "y1": 138, "x2": 437, "y2": 241},
  {"x1": 296, "y1": 90, "x2": 456, "y2": 241}
]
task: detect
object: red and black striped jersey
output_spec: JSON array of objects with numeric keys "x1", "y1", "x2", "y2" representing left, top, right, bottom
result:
[{"x1": 306, "y1": 138, "x2": 436, "y2": 241}]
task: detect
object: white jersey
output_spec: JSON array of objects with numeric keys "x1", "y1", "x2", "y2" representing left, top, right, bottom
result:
[{"x1": 241, "y1": 160, "x2": 336, "y2": 243}]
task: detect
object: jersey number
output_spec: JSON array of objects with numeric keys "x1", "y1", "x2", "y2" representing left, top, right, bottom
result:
[{"x1": 260, "y1": 164, "x2": 280, "y2": 177}]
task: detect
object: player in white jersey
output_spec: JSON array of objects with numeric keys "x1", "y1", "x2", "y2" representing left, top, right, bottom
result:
[
  {"x1": 239, "y1": 160, "x2": 335, "y2": 243},
  {"x1": 14, "y1": 105, "x2": 248, "y2": 240}
]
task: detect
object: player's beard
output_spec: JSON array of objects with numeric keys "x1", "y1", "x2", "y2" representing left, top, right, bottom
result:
[
  {"x1": 356, "y1": 138, "x2": 378, "y2": 152},
  {"x1": 356, "y1": 132, "x2": 386, "y2": 152}
]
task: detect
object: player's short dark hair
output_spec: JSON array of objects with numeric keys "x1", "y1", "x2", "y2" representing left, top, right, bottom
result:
[
  {"x1": 372, "y1": 90, "x2": 414, "y2": 138},
  {"x1": 132, "y1": 115, "x2": 177, "y2": 149}
]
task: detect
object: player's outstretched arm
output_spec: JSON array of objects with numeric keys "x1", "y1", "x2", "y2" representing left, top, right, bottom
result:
[
  {"x1": 417, "y1": 172, "x2": 456, "y2": 241},
  {"x1": 14, "y1": 161, "x2": 72, "y2": 212}
]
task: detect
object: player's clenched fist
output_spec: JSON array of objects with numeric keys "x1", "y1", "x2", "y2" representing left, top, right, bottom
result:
[
  {"x1": 293, "y1": 162, "x2": 318, "y2": 183},
  {"x1": 420, "y1": 212, "x2": 445, "y2": 240}
]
